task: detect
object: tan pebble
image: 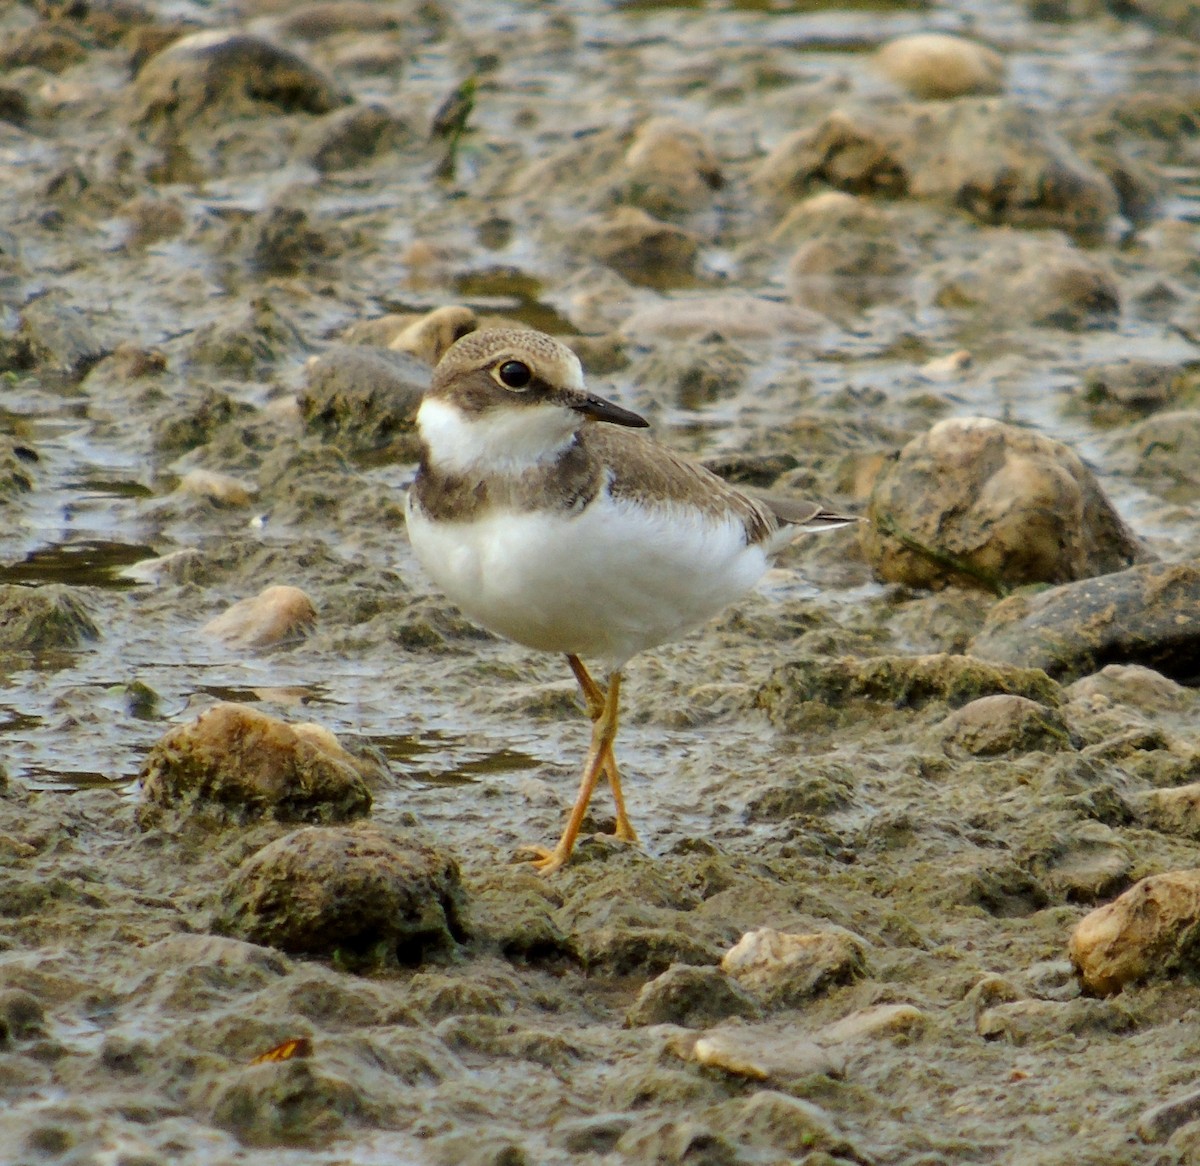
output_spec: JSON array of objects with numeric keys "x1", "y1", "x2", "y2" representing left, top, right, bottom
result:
[
  {"x1": 1069, "y1": 869, "x2": 1200, "y2": 995},
  {"x1": 388, "y1": 305, "x2": 478, "y2": 366},
  {"x1": 920, "y1": 349, "x2": 972, "y2": 379},
  {"x1": 721, "y1": 927, "x2": 866, "y2": 1004},
  {"x1": 177, "y1": 468, "x2": 256, "y2": 507},
  {"x1": 202, "y1": 585, "x2": 317, "y2": 648},
  {"x1": 692, "y1": 1026, "x2": 839, "y2": 1082},
  {"x1": 817, "y1": 1003, "x2": 926, "y2": 1044},
  {"x1": 875, "y1": 33, "x2": 1005, "y2": 100}
]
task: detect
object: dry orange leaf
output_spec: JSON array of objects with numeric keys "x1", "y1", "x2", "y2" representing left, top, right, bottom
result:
[{"x1": 249, "y1": 1037, "x2": 313, "y2": 1065}]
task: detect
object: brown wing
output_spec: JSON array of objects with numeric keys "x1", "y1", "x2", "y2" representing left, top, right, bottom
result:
[
  {"x1": 583, "y1": 425, "x2": 781, "y2": 544},
  {"x1": 584, "y1": 425, "x2": 858, "y2": 543}
]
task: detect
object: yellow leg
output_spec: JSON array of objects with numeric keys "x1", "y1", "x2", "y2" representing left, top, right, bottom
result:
[
  {"x1": 529, "y1": 669, "x2": 623, "y2": 875},
  {"x1": 566, "y1": 655, "x2": 638, "y2": 844}
]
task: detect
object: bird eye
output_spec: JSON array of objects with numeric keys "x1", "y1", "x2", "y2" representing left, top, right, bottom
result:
[{"x1": 496, "y1": 360, "x2": 532, "y2": 390}]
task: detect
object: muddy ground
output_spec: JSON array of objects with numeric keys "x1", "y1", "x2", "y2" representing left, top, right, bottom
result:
[{"x1": 2, "y1": 0, "x2": 1200, "y2": 1163}]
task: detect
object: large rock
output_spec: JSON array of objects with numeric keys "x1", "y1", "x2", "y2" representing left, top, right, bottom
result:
[
  {"x1": 863, "y1": 416, "x2": 1146, "y2": 592},
  {"x1": 214, "y1": 824, "x2": 468, "y2": 967},
  {"x1": 753, "y1": 100, "x2": 1118, "y2": 233},
  {"x1": 138, "y1": 702, "x2": 373, "y2": 825},
  {"x1": 970, "y1": 560, "x2": 1200, "y2": 684}
]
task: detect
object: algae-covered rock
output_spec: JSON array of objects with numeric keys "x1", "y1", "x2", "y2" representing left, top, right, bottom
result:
[
  {"x1": 752, "y1": 100, "x2": 1117, "y2": 233},
  {"x1": 863, "y1": 416, "x2": 1145, "y2": 591},
  {"x1": 134, "y1": 31, "x2": 343, "y2": 126},
  {"x1": 969, "y1": 560, "x2": 1200, "y2": 684},
  {"x1": 138, "y1": 702, "x2": 372, "y2": 825},
  {"x1": 758, "y1": 652, "x2": 1061, "y2": 732},
  {"x1": 214, "y1": 824, "x2": 468, "y2": 967},
  {"x1": 299, "y1": 344, "x2": 425, "y2": 459},
  {"x1": 720, "y1": 927, "x2": 867, "y2": 1007},
  {"x1": 0, "y1": 584, "x2": 99, "y2": 650},
  {"x1": 625, "y1": 964, "x2": 761, "y2": 1028},
  {"x1": 1069, "y1": 869, "x2": 1200, "y2": 995},
  {"x1": 580, "y1": 206, "x2": 699, "y2": 286},
  {"x1": 617, "y1": 116, "x2": 723, "y2": 219}
]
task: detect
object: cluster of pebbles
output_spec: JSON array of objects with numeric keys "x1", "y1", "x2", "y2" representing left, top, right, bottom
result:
[{"x1": 2, "y1": 0, "x2": 1200, "y2": 1164}]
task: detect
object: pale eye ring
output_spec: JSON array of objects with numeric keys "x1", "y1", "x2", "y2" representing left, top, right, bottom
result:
[{"x1": 496, "y1": 360, "x2": 532, "y2": 390}]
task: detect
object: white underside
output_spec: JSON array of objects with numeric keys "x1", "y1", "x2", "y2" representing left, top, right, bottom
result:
[{"x1": 405, "y1": 490, "x2": 771, "y2": 671}]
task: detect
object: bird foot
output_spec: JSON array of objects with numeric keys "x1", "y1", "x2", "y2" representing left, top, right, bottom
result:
[
  {"x1": 514, "y1": 843, "x2": 570, "y2": 876},
  {"x1": 515, "y1": 830, "x2": 640, "y2": 876}
]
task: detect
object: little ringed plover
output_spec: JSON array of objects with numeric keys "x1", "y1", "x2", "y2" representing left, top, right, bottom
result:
[{"x1": 405, "y1": 326, "x2": 854, "y2": 874}]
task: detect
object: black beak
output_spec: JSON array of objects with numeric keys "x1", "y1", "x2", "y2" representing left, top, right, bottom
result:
[{"x1": 571, "y1": 392, "x2": 649, "y2": 429}]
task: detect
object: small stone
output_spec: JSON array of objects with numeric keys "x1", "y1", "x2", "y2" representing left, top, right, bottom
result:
[
  {"x1": 138, "y1": 702, "x2": 372, "y2": 825},
  {"x1": 816, "y1": 1003, "x2": 926, "y2": 1044},
  {"x1": 1066, "y1": 664, "x2": 1192, "y2": 715},
  {"x1": 1071, "y1": 361, "x2": 1188, "y2": 425},
  {"x1": 876, "y1": 33, "x2": 1006, "y2": 100},
  {"x1": 720, "y1": 928, "x2": 866, "y2": 1006},
  {"x1": 920, "y1": 349, "x2": 973, "y2": 380},
  {"x1": 1111, "y1": 409, "x2": 1200, "y2": 502},
  {"x1": 0, "y1": 988, "x2": 46, "y2": 1044},
  {"x1": 205, "y1": 1058, "x2": 363, "y2": 1144},
  {"x1": 624, "y1": 337, "x2": 750, "y2": 410},
  {"x1": 214, "y1": 824, "x2": 468, "y2": 967},
  {"x1": 976, "y1": 997, "x2": 1133, "y2": 1042},
  {"x1": 1069, "y1": 868, "x2": 1200, "y2": 995},
  {"x1": 109, "y1": 342, "x2": 168, "y2": 379},
  {"x1": 301, "y1": 103, "x2": 410, "y2": 173},
  {"x1": 618, "y1": 116, "x2": 722, "y2": 218},
  {"x1": 177, "y1": 468, "x2": 256, "y2": 507},
  {"x1": 624, "y1": 965, "x2": 762, "y2": 1028},
  {"x1": 864, "y1": 416, "x2": 1146, "y2": 591},
  {"x1": 1137, "y1": 784, "x2": 1200, "y2": 839},
  {"x1": 202, "y1": 586, "x2": 317, "y2": 649},
  {"x1": 724, "y1": 1090, "x2": 855, "y2": 1159},
  {"x1": 939, "y1": 694, "x2": 1072, "y2": 756},
  {"x1": 690, "y1": 1025, "x2": 840, "y2": 1082},
  {"x1": 581, "y1": 207, "x2": 698, "y2": 286}
]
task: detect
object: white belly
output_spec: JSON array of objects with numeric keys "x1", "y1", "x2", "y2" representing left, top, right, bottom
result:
[{"x1": 405, "y1": 491, "x2": 770, "y2": 670}]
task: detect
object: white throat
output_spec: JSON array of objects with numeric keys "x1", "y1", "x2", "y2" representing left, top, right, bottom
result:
[{"x1": 418, "y1": 396, "x2": 581, "y2": 474}]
